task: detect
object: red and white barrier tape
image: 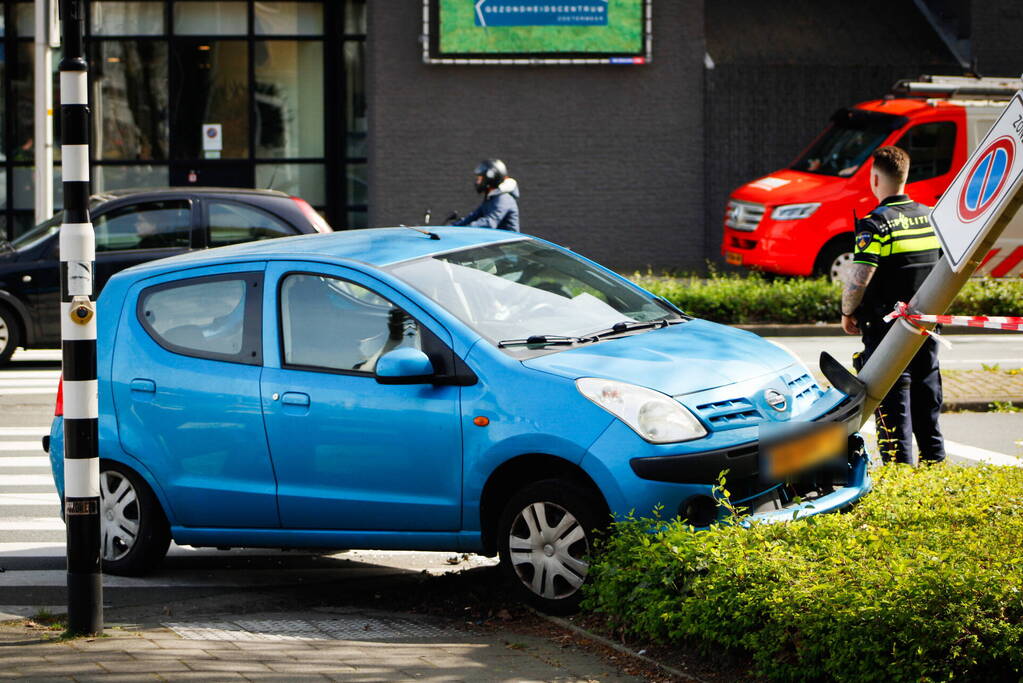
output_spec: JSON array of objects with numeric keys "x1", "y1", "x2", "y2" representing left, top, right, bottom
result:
[{"x1": 883, "y1": 301, "x2": 1023, "y2": 348}]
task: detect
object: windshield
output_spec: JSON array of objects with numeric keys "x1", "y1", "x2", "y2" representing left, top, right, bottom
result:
[
  {"x1": 388, "y1": 239, "x2": 680, "y2": 348},
  {"x1": 10, "y1": 213, "x2": 63, "y2": 251},
  {"x1": 792, "y1": 109, "x2": 905, "y2": 177}
]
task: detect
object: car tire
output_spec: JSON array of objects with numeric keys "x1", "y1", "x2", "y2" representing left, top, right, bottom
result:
[
  {"x1": 0, "y1": 305, "x2": 21, "y2": 367},
  {"x1": 98, "y1": 461, "x2": 171, "y2": 576},
  {"x1": 814, "y1": 237, "x2": 855, "y2": 284},
  {"x1": 497, "y1": 479, "x2": 607, "y2": 615}
]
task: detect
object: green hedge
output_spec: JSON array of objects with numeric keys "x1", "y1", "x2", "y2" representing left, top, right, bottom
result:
[
  {"x1": 629, "y1": 272, "x2": 1023, "y2": 324},
  {"x1": 583, "y1": 464, "x2": 1023, "y2": 682}
]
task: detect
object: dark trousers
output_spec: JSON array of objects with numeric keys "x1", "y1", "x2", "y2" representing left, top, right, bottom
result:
[{"x1": 860, "y1": 321, "x2": 946, "y2": 464}]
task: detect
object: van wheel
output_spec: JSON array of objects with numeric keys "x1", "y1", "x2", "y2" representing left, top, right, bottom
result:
[
  {"x1": 497, "y1": 480, "x2": 606, "y2": 614},
  {"x1": 814, "y1": 238, "x2": 855, "y2": 283},
  {"x1": 0, "y1": 305, "x2": 21, "y2": 366},
  {"x1": 99, "y1": 462, "x2": 171, "y2": 576}
]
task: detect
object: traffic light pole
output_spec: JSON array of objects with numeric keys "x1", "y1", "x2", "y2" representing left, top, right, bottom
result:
[{"x1": 58, "y1": 0, "x2": 102, "y2": 636}]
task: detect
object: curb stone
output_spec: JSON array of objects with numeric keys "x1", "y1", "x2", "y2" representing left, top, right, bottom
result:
[{"x1": 527, "y1": 607, "x2": 706, "y2": 683}]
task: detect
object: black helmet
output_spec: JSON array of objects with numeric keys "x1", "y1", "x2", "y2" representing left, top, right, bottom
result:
[{"x1": 473, "y1": 159, "x2": 507, "y2": 193}]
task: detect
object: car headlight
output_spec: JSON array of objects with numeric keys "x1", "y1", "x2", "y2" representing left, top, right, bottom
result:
[
  {"x1": 771, "y1": 203, "x2": 820, "y2": 221},
  {"x1": 576, "y1": 378, "x2": 707, "y2": 444}
]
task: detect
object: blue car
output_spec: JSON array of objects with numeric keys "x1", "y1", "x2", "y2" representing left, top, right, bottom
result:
[{"x1": 47, "y1": 227, "x2": 870, "y2": 612}]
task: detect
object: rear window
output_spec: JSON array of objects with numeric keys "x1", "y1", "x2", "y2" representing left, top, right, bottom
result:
[{"x1": 137, "y1": 273, "x2": 262, "y2": 365}]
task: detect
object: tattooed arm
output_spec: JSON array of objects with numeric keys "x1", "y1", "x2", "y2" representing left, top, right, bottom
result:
[{"x1": 841, "y1": 263, "x2": 876, "y2": 335}]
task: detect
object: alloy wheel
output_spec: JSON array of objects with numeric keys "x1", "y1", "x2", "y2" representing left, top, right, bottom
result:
[
  {"x1": 99, "y1": 470, "x2": 141, "y2": 562},
  {"x1": 0, "y1": 316, "x2": 8, "y2": 355},
  {"x1": 507, "y1": 501, "x2": 589, "y2": 600}
]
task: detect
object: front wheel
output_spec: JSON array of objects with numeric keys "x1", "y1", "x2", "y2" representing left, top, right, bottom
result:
[
  {"x1": 497, "y1": 480, "x2": 606, "y2": 614},
  {"x1": 98, "y1": 462, "x2": 171, "y2": 576},
  {"x1": 814, "y1": 237, "x2": 855, "y2": 284},
  {"x1": 0, "y1": 305, "x2": 21, "y2": 367}
]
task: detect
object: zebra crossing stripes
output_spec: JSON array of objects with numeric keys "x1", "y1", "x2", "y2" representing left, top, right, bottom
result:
[
  {"x1": 0, "y1": 427, "x2": 66, "y2": 558},
  {"x1": 0, "y1": 370, "x2": 60, "y2": 397}
]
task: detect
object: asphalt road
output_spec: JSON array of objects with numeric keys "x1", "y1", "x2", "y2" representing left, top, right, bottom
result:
[{"x1": 0, "y1": 345, "x2": 1019, "y2": 622}]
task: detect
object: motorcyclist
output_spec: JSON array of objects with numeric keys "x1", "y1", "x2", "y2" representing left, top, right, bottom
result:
[{"x1": 451, "y1": 159, "x2": 520, "y2": 232}]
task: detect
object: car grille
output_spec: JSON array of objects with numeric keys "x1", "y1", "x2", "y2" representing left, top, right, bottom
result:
[
  {"x1": 724, "y1": 200, "x2": 766, "y2": 232},
  {"x1": 787, "y1": 372, "x2": 823, "y2": 410},
  {"x1": 691, "y1": 374, "x2": 823, "y2": 431},
  {"x1": 694, "y1": 397, "x2": 763, "y2": 429}
]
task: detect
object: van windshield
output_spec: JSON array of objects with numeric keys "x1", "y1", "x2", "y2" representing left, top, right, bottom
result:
[{"x1": 792, "y1": 109, "x2": 906, "y2": 177}]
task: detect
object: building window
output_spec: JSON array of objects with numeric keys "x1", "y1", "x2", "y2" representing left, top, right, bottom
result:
[{"x1": 1, "y1": 0, "x2": 367, "y2": 240}]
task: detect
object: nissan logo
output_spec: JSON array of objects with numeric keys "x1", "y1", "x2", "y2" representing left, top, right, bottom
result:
[{"x1": 764, "y1": 389, "x2": 787, "y2": 412}]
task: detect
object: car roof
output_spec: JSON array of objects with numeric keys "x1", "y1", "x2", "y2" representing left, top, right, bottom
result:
[
  {"x1": 122, "y1": 227, "x2": 528, "y2": 274},
  {"x1": 92, "y1": 187, "x2": 292, "y2": 204}
]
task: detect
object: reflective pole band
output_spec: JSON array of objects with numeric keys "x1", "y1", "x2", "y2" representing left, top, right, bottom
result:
[
  {"x1": 59, "y1": 223, "x2": 96, "y2": 263},
  {"x1": 59, "y1": 71, "x2": 88, "y2": 105},
  {"x1": 61, "y1": 145, "x2": 90, "y2": 183}
]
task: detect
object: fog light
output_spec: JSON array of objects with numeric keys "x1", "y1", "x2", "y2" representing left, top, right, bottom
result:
[{"x1": 679, "y1": 495, "x2": 718, "y2": 527}]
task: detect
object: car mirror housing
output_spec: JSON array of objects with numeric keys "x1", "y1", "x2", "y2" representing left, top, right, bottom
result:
[{"x1": 375, "y1": 347, "x2": 436, "y2": 385}]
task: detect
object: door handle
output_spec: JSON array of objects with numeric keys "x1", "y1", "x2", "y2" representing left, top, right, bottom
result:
[
  {"x1": 281, "y1": 392, "x2": 310, "y2": 407},
  {"x1": 130, "y1": 378, "x2": 156, "y2": 393}
]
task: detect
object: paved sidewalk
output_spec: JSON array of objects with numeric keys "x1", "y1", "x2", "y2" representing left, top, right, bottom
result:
[
  {"x1": 0, "y1": 611, "x2": 647, "y2": 682},
  {"x1": 941, "y1": 368, "x2": 1023, "y2": 408}
]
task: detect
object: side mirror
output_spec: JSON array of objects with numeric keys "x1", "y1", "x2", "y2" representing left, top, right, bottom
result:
[{"x1": 375, "y1": 347, "x2": 435, "y2": 385}]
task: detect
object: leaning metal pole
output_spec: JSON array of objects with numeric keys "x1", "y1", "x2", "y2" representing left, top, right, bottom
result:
[
  {"x1": 856, "y1": 190, "x2": 1023, "y2": 426},
  {"x1": 59, "y1": 0, "x2": 102, "y2": 636}
]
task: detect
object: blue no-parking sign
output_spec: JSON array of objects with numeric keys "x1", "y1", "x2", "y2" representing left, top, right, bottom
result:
[
  {"x1": 931, "y1": 93, "x2": 1023, "y2": 272},
  {"x1": 473, "y1": 0, "x2": 609, "y2": 27}
]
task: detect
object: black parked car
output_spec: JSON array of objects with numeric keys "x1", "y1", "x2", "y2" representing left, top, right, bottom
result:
[{"x1": 0, "y1": 187, "x2": 332, "y2": 365}]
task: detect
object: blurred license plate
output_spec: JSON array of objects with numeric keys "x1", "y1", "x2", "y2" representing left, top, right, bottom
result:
[
  {"x1": 763, "y1": 423, "x2": 845, "y2": 479},
  {"x1": 725, "y1": 251, "x2": 743, "y2": 265}
]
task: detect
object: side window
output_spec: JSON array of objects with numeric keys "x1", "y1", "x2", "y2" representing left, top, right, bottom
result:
[
  {"x1": 137, "y1": 273, "x2": 262, "y2": 365},
  {"x1": 208, "y1": 201, "x2": 298, "y2": 247},
  {"x1": 280, "y1": 273, "x2": 421, "y2": 373},
  {"x1": 895, "y1": 122, "x2": 956, "y2": 184},
  {"x1": 95, "y1": 201, "x2": 191, "y2": 252}
]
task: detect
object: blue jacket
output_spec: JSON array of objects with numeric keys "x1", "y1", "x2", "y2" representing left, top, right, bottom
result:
[{"x1": 454, "y1": 178, "x2": 520, "y2": 232}]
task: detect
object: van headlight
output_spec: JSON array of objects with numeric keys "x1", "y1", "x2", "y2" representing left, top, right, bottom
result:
[
  {"x1": 576, "y1": 378, "x2": 707, "y2": 444},
  {"x1": 771, "y1": 202, "x2": 820, "y2": 220}
]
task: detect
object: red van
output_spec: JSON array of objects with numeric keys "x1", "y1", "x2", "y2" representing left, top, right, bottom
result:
[{"x1": 721, "y1": 76, "x2": 1023, "y2": 281}]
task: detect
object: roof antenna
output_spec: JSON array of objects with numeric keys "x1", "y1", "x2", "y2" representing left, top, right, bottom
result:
[{"x1": 398, "y1": 225, "x2": 440, "y2": 240}]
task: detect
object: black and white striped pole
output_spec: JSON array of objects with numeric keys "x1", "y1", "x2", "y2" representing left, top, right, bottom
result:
[{"x1": 58, "y1": 0, "x2": 102, "y2": 636}]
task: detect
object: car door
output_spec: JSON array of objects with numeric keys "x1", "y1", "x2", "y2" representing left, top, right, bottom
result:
[
  {"x1": 260, "y1": 262, "x2": 463, "y2": 531},
  {"x1": 17, "y1": 232, "x2": 63, "y2": 345},
  {"x1": 895, "y1": 120, "x2": 960, "y2": 207},
  {"x1": 111, "y1": 265, "x2": 281, "y2": 528},
  {"x1": 93, "y1": 199, "x2": 197, "y2": 293}
]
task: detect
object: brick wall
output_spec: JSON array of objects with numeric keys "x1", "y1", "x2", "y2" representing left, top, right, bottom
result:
[
  {"x1": 971, "y1": 2, "x2": 1023, "y2": 75},
  {"x1": 366, "y1": 2, "x2": 705, "y2": 271}
]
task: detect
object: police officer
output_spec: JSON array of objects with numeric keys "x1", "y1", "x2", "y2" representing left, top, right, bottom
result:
[
  {"x1": 452, "y1": 159, "x2": 520, "y2": 231},
  {"x1": 841, "y1": 145, "x2": 945, "y2": 465}
]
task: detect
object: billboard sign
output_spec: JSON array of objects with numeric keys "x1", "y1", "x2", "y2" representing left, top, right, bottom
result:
[{"x1": 423, "y1": 0, "x2": 651, "y2": 65}]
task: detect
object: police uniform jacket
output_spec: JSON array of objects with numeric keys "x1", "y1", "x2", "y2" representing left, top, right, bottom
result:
[{"x1": 852, "y1": 194, "x2": 941, "y2": 324}]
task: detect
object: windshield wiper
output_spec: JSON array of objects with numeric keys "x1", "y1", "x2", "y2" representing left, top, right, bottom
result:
[
  {"x1": 591, "y1": 319, "x2": 682, "y2": 338},
  {"x1": 498, "y1": 334, "x2": 596, "y2": 348},
  {"x1": 0, "y1": 239, "x2": 13, "y2": 254}
]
